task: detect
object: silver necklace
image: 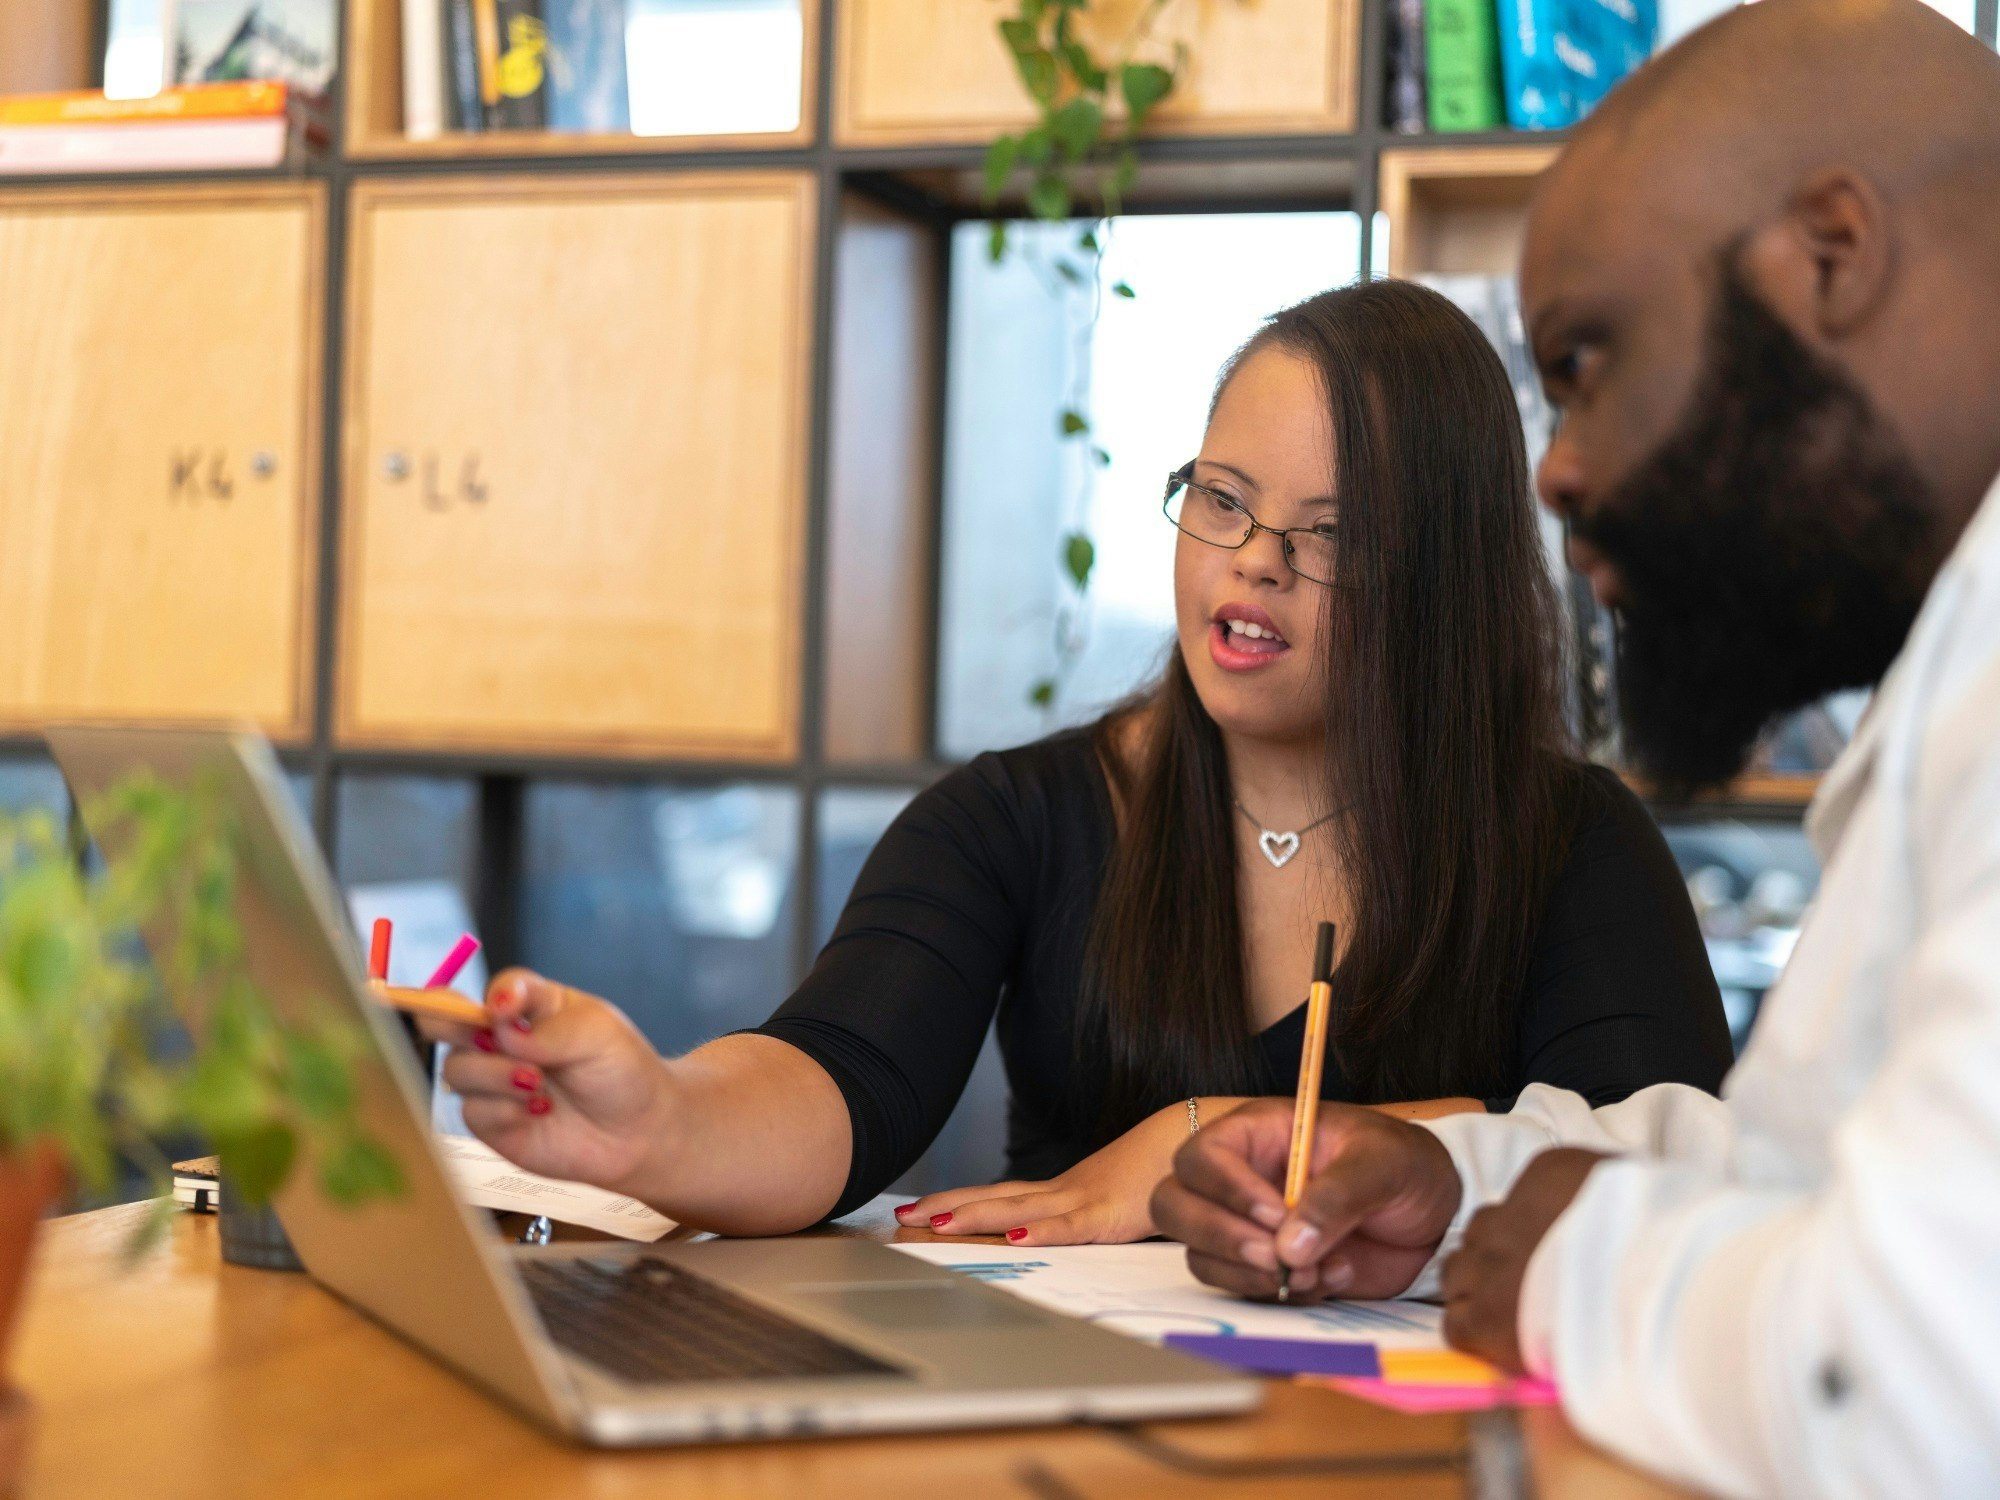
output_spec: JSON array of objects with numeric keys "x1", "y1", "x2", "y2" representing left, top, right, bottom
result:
[{"x1": 1233, "y1": 798, "x2": 1340, "y2": 870}]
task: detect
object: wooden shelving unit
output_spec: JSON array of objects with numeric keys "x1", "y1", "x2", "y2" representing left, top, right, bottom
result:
[{"x1": 5, "y1": 0, "x2": 1935, "y2": 977}]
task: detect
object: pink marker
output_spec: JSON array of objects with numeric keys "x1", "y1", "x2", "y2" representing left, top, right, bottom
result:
[{"x1": 424, "y1": 934, "x2": 482, "y2": 991}]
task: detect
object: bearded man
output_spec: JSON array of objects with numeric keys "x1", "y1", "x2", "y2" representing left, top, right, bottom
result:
[{"x1": 1152, "y1": 2, "x2": 2000, "y2": 1494}]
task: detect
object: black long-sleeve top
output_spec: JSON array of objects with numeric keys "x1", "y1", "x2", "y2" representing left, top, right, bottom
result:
[{"x1": 757, "y1": 729, "x2": 1733, "y2": 1219}]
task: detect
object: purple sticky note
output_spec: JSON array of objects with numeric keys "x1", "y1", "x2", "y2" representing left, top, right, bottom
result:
[{"x1": 1163, "y1": 1334, "x2": 1382, "y2": 1378}]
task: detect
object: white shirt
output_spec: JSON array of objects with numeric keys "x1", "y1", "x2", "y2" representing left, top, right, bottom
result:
[{"x1": 1418, "y1": 472, "x2": 2000, "y2": 1500}]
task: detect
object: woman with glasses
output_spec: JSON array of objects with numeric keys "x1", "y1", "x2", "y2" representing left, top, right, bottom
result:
[{"x1": 420, "y1": 280, "x2": 1732, "y2": 1243}]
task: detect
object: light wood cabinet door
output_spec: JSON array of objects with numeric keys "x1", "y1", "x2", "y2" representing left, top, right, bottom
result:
[
  {"x1": 0, "y1": 184, "x2": 323, "y2": 738},
  {"x1": 836, "y1": 0, "x2": 1357, "y2": 145},
  {"x1": 340, "y1": 172, "x2": 815, "y2": 760}
]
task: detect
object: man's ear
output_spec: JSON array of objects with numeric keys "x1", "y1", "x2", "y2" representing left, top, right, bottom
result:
[{"x1": 1737, "y1": 168, "x2": 1896, "y2": 343}]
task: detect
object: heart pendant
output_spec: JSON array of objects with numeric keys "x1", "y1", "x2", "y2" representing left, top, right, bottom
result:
[{"x1": 1258, "y1": 830, "x2": 1301, "y2": 869}]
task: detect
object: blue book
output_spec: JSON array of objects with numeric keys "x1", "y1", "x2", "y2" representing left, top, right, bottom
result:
[
  {"x1": 1493, "y1": 0, "x2": 1576, "y2": 129},
  {"x1": 1556, "y1": 0, "x2": 1659, "y2": 116},
  {"x1": 544, "y1": 0, "x2": 630, "y2": 132}
]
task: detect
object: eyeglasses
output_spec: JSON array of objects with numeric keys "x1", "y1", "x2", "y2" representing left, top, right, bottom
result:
[{"x1": 1161, "y1": 463, "x2": 1342, "y2": 587}]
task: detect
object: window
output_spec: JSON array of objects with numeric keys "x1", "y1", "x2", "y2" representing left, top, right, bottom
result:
[
  {"x1": 936, "y1": 211, "x2": 1364, "y2": 759},
  {"x1": 519, "y1": 781, "x2": 799, "y2": 1056},
  {"x1": 1660, "y1": 818, "x2": 1820, "y2": 1049},
  {"x1": 334, "y1": 775, "x2": 478, "y2": 892},
  {"x1": 0, "y1": 758, "x2": 67, "y2": 820},
  {"x1": 815, "y1": 788, "x2": 917, "y2": 951}
]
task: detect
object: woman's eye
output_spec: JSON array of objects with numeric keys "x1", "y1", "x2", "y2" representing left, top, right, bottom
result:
[{"x1": 1203, "y1": 490, "x2": 1244, "y2": 517}]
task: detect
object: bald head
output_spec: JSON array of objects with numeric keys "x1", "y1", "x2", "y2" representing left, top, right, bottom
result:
[
  {"x1": 1515, "y1": 0, "x2": 2000, "y2": 792},
  {"x1": 1560, "y1": 0, "x2": 2000, "y2": 241}
]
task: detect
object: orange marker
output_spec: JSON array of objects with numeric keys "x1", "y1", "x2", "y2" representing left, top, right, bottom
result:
[{"x1": 368, "y1": 918, "x2": 392, "y2": 982}]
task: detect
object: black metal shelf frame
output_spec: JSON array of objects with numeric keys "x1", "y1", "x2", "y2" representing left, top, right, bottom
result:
[{"x1": 4, "y1": 0, "x2": 1992, "y2": 984}]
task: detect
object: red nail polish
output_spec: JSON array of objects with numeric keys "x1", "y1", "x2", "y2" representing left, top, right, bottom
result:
[
  {"x1": 472, "y1": 1031, "x2": 496, "y2": 1053},
  {"x1": 929, "y1": 1213, "x2": 952, "y2": 1229},
  {"x1": 511, "y1": 1067, "x2": 539, "y2": 1092},
  {"x1": 1006, "y1": 1227, "x2": 1028, "y2": 1243},
  {"x1": 894, "y1": 1203, "x2": 920, "y2": 1218},
  {"x1": 511, "y1": 1016, "x2": 533, "y2": 1033},
  {"x1": 526, "y1": 1095, "x2": 552, "y2": 1116}
]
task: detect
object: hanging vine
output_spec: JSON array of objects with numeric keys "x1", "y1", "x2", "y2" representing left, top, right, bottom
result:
[{"x1": 981, "y1": 0, "x2": 1186, "y2": 709}]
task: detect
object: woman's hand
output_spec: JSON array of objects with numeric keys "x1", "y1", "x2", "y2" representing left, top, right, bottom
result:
[
  {"x1": 418, "y1": 968, "x2": 678, "y2": 1194},
  {"x1": 895, "y1": 1099, "x2": 1235, "y2": 1246}
]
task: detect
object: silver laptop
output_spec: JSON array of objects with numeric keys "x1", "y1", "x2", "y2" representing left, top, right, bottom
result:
[{"x1": 50, "y1": 725, "x2": 1260, "y2": 1446}]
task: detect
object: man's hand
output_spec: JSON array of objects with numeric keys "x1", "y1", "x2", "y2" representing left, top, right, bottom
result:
[
  {"x1": 1151, "y1": 1098, "x2": 1464, "y2": 1302},
  {"x1": 1440, "y1": 1147, "x2": 1606, "y2": 1372}
]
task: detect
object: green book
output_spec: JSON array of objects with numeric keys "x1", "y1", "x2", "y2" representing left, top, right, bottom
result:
[{"x1": 1425, "y1": 0, "x2": 1504, "y2": 132}]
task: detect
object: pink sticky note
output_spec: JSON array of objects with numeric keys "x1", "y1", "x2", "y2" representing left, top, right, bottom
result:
[{"x1": 1317, "y1": 1376, "x2": 1561, "y2": 1414}]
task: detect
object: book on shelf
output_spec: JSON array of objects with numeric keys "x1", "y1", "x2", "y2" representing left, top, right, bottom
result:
[
  {"x1": 480, "y1": 0, "x2": 551, "y2": 129},
  {"x1": 443, "y1": 0, "x2": 485, "y2": 130},
  {"x1": 1385, "y1": 0, "x2": 1429, "y2": 134},
  {"x1": 432, "y1": 0, "x2": 627, "y2": 136},
  {"x1": 1425, "y1": 0, "x2": 1505, "y2": 131},
  {"x1": 169, "y1": 0, "x2": 337, "y2": 96},
  {"x1": 1493, "y1": 0, "x2": 1661, "y2": 129},
  {"x1": 402, "y1": 0, "x2": 447, "y2": 140},
  {"x1": 1559, "y1": 0, "x2": 1659, "y2": 116},
  {"x1": 1494, "y1": 0, "x2": 1573, "y2": 128},
  {"x1": 0, "y1": 80, "x2": 325, "y2": 174}
]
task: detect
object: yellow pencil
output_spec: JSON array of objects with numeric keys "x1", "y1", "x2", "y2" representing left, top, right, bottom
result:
[{"x1": 1283, "y1": 921, "x2": 1338, "y2": 1208}]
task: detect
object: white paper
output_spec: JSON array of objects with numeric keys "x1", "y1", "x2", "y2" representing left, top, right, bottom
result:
[
  {"x1": 891, "y1": 1241, "x2": 1446, "y2": 1349},
  {"x1": 436, "y1": 1135, "x2": 676, "y2": 1243}
]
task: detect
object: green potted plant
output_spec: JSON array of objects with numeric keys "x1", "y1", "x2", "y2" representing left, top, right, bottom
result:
[{"x1": 0, "y1": 774, "x2": 400, "y2": 1474}]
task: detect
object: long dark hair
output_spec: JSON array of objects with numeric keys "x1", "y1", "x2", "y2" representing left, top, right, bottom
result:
[{"x1": 1074, "y1": 279, "x2": 1583, "y2": 1137}]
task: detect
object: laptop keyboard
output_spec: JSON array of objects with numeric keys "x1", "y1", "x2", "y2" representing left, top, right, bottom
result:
[{"x1": 521, "y1": 1254, "x2": 907, "y2": 1386}]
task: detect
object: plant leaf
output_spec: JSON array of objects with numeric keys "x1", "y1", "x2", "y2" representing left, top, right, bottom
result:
[
  {"x1": 1092, "y1": 445, "x2": 1113, "y2": 468},
  {"x1": 1026, "y1": 174, "x2": 1070, "y2": 223},
  {"x1": 282, "y1": 1030, "x2": 352, "y2": 1122},
  {"x1": 1063, "y1": 532, "x2": 1096, "y2": 589},
  {"x1": 319, "y1": 1134, "x2": 405, "y2": 1205},
  {"x1": 982, "y1": 134, "x2": 1021, "y2": 204},
  {"x1": 1061, "y1": 39, "x2": 1107, "y2": 93},
  {"x1": 216, "y1": 1121, "x2": 296, "y2": 1208},
  {"x1": 1048, "y1": 97, "x2": 1103, "y2": 162},
  {"x1": 1028, "y1": 679, "x2": 1056, "y2": 707},
  {"x1": 1053, "y1": 259, "x2": 1085, "y2": 286},
  {"x1": 1059, "y1": 408, "x2": 1090, "y2": 436},
  {"x1": 987, "y1": 220, "x2": 1010, "y2": 263},
  {"x1": 1015, "y1": 46, "x2": 1059, "y2": 103},
  {"x1": 1120, "y1": 62, "x2": 1175, "y2": 124},
  {"x1": 1111, "y1": 279, "x2": 1136, "y2": 298},
  {"x1": 119, "y1": 1196, "x2": 176, "y2": 1267}
]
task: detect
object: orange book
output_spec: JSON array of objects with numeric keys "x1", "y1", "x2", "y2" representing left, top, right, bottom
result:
[{"x1": 0, "y1": 81, "x2": 289, "y2": 128}]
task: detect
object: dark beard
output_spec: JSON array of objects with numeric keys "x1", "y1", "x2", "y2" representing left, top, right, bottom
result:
[{"x1": 1570, "y1": 253, "x2": 1941, "y2": 799}]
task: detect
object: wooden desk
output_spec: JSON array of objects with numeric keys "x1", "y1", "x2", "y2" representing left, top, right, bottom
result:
[{"x1": 12, "y1": 1203, "x2": 1697, "y2": 1498}]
